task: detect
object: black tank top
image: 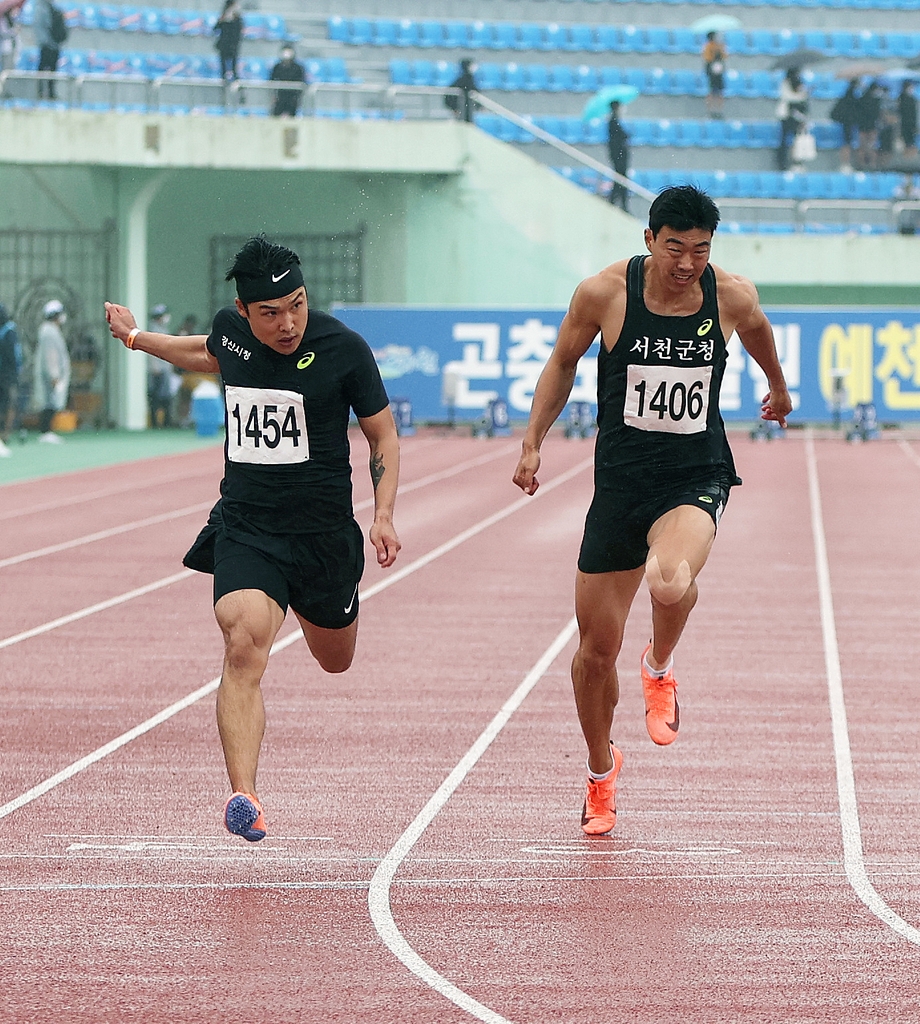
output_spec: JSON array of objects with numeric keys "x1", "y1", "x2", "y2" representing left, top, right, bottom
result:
[{"x1": 594, "y1": 254, "x2": 739, "y2": 485}]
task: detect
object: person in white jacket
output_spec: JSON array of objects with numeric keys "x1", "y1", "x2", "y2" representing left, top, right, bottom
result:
[{"x1": 35, "y1": 299, "x2": 70, "y2": 443}]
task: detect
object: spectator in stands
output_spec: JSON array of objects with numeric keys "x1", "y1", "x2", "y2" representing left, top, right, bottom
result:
[
  {"x1": 33, "y1": 0, "x2": 64, "y2": 99},
  {"x1": 894, "y1": 174, "x2": 920, "y2": 235},
  {"x1": 214, "y1": 0, "x2": 242, "y2": 83},
  {"x1": 855, "y1": 80, "x2": 884, "y2": 171},
  {"x1": 446, "y1": 58, "x2": 477, "y2": 123},
  {"x1": 606, "y1": 100, "x2": 630, "y2": 211},
  {"x1": 776, "y1": 68, "x2": 809, "y2": 172},
  {"x1": 830, "y1": 79, "x2": 861, "y2": 173},
  {"x1": 35, "y1": 298, "x2": 70, "y2": 443},
  {"x1": 270, "y1": 43, "x2": 306, "y2": 117},
  {"x1": 878, "y1": 84, "x2": 898, "y2": 168},
  {"x1": 0, "y1": 301, "x2": 20, "y2": 457},
  {"x1": 0, "y1": 0, "x2": 25, "y2": 74},
  {"x1": 898, "y1": 80, "x2": 918, "y2": 160},
  {"x1": 147, "y1": 303, "x2": 179, "y2": 428},
  {"x1": 702, "y1": 31, "x2": 727, "y2": 120}
]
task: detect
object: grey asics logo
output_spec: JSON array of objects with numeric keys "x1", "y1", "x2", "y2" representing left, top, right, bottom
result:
[
  {"x1": 271, "y1": 269, "x2": 291, "y2": 283},
  {"x1": 343, "y1": 584, "x2": 358, "y2": 615}
]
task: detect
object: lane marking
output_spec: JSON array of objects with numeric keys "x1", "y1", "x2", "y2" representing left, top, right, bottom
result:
[
  {"x1": 806, "y1": 433, "x2": 920, "y2": 946},
  {"x1": 0, "y1": 570, "x2": 196, "y2": 651},
  {"x1": 368, "y1": 617, "x2": 579, "y2": 1024},
  {"x1": 0, "y1": 503, "x2": 213, "y2": 569},
  {"x1": 0, "y1": 460, "x2": 591, "y2": 822},
  {"x1": 1, "y1": 441, "x2": 520, "y2": 566},
  {"x1": 897, "y1": 437, "x2": 920, "y2": 470}
]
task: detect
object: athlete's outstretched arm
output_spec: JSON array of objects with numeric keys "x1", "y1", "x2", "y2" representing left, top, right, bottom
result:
[
  {"x1": 729, "y1": 283, "x2": 792, "y2": 427},
  {"x1": 358, "y1": 406, "x2": 401, "y2": 568},
  {"x1": 104, "y1": 302, "x2": 219, "y2": 373},
  {"x1": 512, "y1": 280, "x2": 604, "y2": 495}
]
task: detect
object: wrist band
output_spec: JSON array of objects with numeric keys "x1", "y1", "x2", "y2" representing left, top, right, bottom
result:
[{"x1": 126, "y1": 327, "x2": 140, "y2": 349}]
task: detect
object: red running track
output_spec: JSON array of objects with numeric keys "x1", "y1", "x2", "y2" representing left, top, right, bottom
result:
[{"x1": 1, "y1": 428, "x2": 919, "y2": 1023}]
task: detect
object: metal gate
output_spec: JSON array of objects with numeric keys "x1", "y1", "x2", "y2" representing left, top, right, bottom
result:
[
  {"x1": 0, "y1": 226, "x2": 114, "y2": 429},
  {"x1": 208, "y1": 228, "x2": 365, "y2": 319}
]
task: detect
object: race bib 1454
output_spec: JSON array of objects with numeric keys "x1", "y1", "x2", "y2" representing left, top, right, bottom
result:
[
  {"x1": 623, "y1": 364, "x2": 712, "y2": 434},
  {"x1": 225, "y1": 385, "x2": 310, "y2": 464}
]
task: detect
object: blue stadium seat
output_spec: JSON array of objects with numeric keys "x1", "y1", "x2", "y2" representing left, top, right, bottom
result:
[
  {"x1": 262, "y1": 15, "x2": 286, "y2": 42},
  {"x1": 572, "y1": 65, "x2": 598, "y2": 92},
  {"x1": 327, "y1": 16, "x2": 347, "y2": 43},
  {"x1": 650, "y1": 119, "x2": 677, "y2": 146},
  {"x1": 676, "y1": 121, "x2": 703, "y2": 147},
  {"x1": 322, "y1": 57, "x2": 349, "y2": 84},
  {"x1": 547, "y1": 65, "x2": 573, "y2": 91},
  {"x1": 389, "y1": 59, "x2": 411, "y2": 85},
  {"x1": 829, "y1": 30, "x2": 859, "y2": 56},
  {"x1": 734, "y1": 171, "x2": 763, "y2": 197},
  {"x1": 668, "y1": 68, "x2": 706, "y2": 96},
  {"x1": 700, "y1": 118, "x2": 728, "y2": 147},
  {"x1": 644, "y1": 67, "x2": 667, "y2": 95},
  {"x1": 723, "y1": 30, "x2": 755, "y2": 57},
  {"x1": 722, "y1": 69, "x2": 744, "y2": 98},
  {"x1": 515, "y1": 23, "x2": 542, "y2": 50},
  {"x1": 541, "y1": 23, "x2": 567, "y2": 50},
  {"x1": 723, "y1": 120, "x2": 748, "y2": 148},
  {"x1": 443, "y1": 22, "x2": 468, "y2": 48},
  {"x1": 522, "y1": 63, "x2": 548, "y2": 91},
  {"x1": 489, "y1": 23, "x2": 516, "y2": 50},
  {"x1": 370, "y1": 19, "x2": 396, "y2": 46},
  {"x1": 501, "y1": 62, "x2": 525, "y2": 90},
  {"x1": 888, "y1": 33, "x2": 920, "y2": 59},
  {"x1": 616, "y1": 26, "x2": 641, "y2": 53},
  {"x1": 625, "y1": 119, "x2": 653, "y2": 147},
  {"x1": 418, "y1": 20, "x2": 444, "y2": 48},
  {"x1": 750, "y1": 120, "x2": 781, "y2": 147},
  {"x1": 747, "y1": 69, "x2": 780, "y2": 98},
  {"x1": 802, "y1": 30, "x2": 832, "y2": 54},
  {"x1": 567, "y1": 24, "x2": 597, "y2": 52},
  {"x1": 756, "y1": 172, "x2": 782, "y2": 198},
  {"x1": 475, "y1": 62, "x2": 502, "y2": 90},
  {"x1": 467, "y1": 21, "x2": 490, "y2": 49},
  {"x1": 637, "y1": 27, "x2": 670, "y2": 54},
  {"x1": 595, "y1": 26, "x2": 621, "y2": 53},
  {"x1": 395, "y1": 19, "x2": 419, "y2": 47},
  {"x1": 116, "y1": 6, "x2": 142, "y2": 32},
  {"x1": 346, "y1": 18, "x2": 373, "y2": 46},
  {"x1": 432, "y1": 60, "x2": 455, "y2": 87},
  {"x1": 598, "y1": 66, "x2": 624, "y2": 87},
  {"x1": 139, "y1": 7, "x2": 164, "y2": 33}
]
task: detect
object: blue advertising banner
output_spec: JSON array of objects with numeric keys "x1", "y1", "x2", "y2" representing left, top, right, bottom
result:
[{"x1": 333, "y1": 306, "x2": 920, "y2": 423}]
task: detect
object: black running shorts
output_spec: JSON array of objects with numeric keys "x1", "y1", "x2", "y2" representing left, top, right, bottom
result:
[
  {"x1": 577, "y1": 473, "x2": 733, "y2": 574},
  {"x1": 197, "y1": 517, "x2": 365, "y2": 630}
]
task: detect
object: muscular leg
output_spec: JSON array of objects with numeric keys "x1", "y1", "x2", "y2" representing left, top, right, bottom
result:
[
  {"x1": 292, "y1": 611, "x2": 359, "y2": 674},
  {"x1": 214, "y1": 588, "x2": 286, "y2": 796},
  {"x1": 643, "y1": 505, "x2": 716, "y2": 671},
  {"x1": 572, "y1": 566, "x2": 645, "y2": 774}
]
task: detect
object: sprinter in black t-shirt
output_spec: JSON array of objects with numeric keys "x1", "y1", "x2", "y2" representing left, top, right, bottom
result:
[
  {"x1": 512, "y1": 186, "x2": 791, "y2": 836},
  {"x1": 105, "y1": 235, "x2": 401, "y2": 843}
]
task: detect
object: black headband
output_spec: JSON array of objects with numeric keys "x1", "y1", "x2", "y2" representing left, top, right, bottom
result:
[{"x1": 235, "y1": 263, "x2": 305, "y2": 305}]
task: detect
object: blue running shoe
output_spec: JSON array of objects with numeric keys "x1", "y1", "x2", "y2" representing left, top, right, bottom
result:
[{"x1": 224, "y1": 792, "x2": 266, "y2": 842}]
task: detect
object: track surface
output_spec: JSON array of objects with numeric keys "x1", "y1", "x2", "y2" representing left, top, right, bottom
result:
[{"x1": 2, "y1": 429, "x2": 919, "y2": 1023}]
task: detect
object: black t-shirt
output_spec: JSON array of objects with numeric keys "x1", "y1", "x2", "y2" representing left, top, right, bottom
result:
[{"x1": 206, "y1": 306, "x2": 389, "y2": 535}]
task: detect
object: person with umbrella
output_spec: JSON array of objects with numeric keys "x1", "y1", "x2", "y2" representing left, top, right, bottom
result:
[
  {"x1": 702, "y1": 31, "x2": 727, "y2": 120},
  {"x1": 0, "y1": 0, "x2": 25, "y2": 74},
  {"x1": 607, "y1": 100, "x2": 630, "y2": 211}
]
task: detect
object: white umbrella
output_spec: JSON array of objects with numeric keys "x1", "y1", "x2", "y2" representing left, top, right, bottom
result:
[{"x1": 690, "y1": 15, "x2": 742, "y2": 35}]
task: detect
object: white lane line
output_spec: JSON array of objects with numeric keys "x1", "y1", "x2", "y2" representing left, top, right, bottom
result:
[
  {"x1": 0, "y1": 570, "x2": 196, "y2": 651},
  {"x1": 368, "y1": 617, "x2": 578, "y2": 1024},
  {"x1": 897, "y1": 437, "x2": 920, "y2": 470},
  {"x1": 1, "y1": 441, "x2": 520, "y2": 566},
  {"x1": 0, "y1": 503, "x2": 213, "y2": 569},
  {"x1": 0, "y1": 461, "x2": 591, "y2": 824},
  {"x1": 806, "y1": 433, "x2": 920, "y2": 946}
]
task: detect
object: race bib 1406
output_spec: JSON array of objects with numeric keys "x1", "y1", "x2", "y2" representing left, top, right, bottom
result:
[
  {"x1": 623, "y1": 364, "x2": 712, "y2": 434},
  {"x1": 225, "y1": 385, "x2": 310, "y2": 465}
]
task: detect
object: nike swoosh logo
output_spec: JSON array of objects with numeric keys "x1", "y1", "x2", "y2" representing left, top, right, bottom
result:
[
  {"x1": 271, "y1": 269, "x2": 291, "y2": 283},
  {"x1": 343, "y1": 584, "x2": 358, "y2": 615}
]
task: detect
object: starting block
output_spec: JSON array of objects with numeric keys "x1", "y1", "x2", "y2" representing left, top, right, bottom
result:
[
  {"x1": 473, "y1": 397, "x2": 512, "y2": 438},
  {"x1": 564, "y1": 401, "x2": 596, "y2": 439},
  {"x1": 846, "y1": 402, "x2": 880, "y2": 443},
  {"x1": 749, "y1": 420, "x2": 784, "y2": 441},
  {"x1": 390, "y1": 397, "x2": 416, "y2": 437}
]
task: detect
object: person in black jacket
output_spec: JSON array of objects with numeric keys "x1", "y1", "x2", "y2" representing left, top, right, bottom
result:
[
  {"x1": 856, "y1": 80, "x2": 884, "y2": 171},
  {"x1": 830, "y1": 79, "x2": 860, "y2": 171},
  {"x1": 270, "y1": 44, "x2": 306, "y2": 117},
  {"x1": 214, "y1": 0, "x2": 242, "y2": 82},
  {"x1": 0, "y1": 301, "x2": 20, "y2": 455},
  {"x1": 446, "y1": 58, "x2": 477, "y2": 123},
  {"x1": 606, "y1": 100, "x2": 630, "y2": 210},
  {"x1": 898, "y1": 80, "x2": 918, "y2": 158}
]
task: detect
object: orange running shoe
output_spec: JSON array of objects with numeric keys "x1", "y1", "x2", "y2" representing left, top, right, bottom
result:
[
  {"x1": 641, "y1": 642, "x2": 679, "y2": 745},
  {"x1": 224, "y1": 792, "x2": 266, "y2": 842},
  {"x1": 581, "y1": 743, "x2": 624, "y2": 835}
]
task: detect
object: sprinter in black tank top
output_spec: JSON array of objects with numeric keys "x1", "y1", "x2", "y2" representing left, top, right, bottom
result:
[
  {"x1": 105, "y1": 236, "x2": 401, "y2": 845},
  {"x1": 513, "y1": 186, "x2": 792, "y2": 836}
]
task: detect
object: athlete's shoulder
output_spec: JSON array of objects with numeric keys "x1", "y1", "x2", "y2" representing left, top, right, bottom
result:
[
  {"x1": 305, "y1": 308, "x2": 367, "y2": 348},
  {"x1": 572, "y1": 258, "x2": 630, "y2": 315},
  {"x1": 711, "y1": 263, "x2": 760, "y2": 315}
]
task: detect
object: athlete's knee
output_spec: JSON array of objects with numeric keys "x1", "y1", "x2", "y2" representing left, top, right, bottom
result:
[{"x1": 645, "y1": 555, "x2": 694, "y2": 607}]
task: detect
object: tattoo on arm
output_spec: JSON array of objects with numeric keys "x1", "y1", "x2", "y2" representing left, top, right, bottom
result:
[{"x1": 370, "y1": 451, "x2": 385, "y2": 490}]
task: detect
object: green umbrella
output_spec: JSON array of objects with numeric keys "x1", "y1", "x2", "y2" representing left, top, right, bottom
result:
[{"x1": 582, "y1": 85, "x2": 640, "y2": 122}]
